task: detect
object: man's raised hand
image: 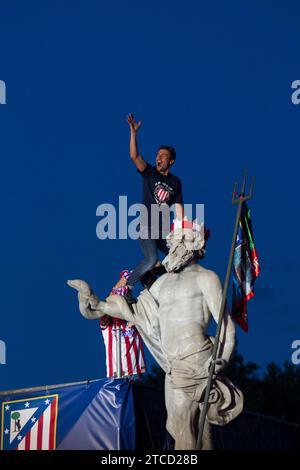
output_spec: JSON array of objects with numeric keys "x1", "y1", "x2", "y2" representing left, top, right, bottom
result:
[
  {"x1": 127, "y1": 113, "x2": 147, "y2": 172},
  {"x1": 127, "y1": 113, "x2": 142, "y2": 133}
]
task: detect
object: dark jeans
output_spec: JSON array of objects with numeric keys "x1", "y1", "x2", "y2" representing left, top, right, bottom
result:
[{"x1": 127, "y1": 234, "x2": 169, "y2": 288}]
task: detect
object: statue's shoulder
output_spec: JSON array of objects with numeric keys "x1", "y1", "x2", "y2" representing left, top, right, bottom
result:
[
  {"x1": 148, "y1": 272, "x2": 169, "y2": 300},
  {"x1": 149, "y1": 272, "x2": 169, "y2": 290},
  {"x1": 193, "y1": 265, "x2": 221, "y2": 286}
]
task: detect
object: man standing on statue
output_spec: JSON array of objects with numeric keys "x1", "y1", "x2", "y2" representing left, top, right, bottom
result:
[{"x1": 124, "y1": 113, "x2": 184, "y2": 304}]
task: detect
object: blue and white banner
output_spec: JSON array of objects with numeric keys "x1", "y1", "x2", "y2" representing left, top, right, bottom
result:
[{"x1": 0, "y1": 378, "x2": 135, "y2": 450}]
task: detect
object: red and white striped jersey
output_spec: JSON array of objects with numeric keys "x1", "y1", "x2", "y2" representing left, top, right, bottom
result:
[
  {"x1": 100, "y1": 318, "x2": 146, "y2": 377},
  {"x1": 101, "y1": 269, "x2": 146, "y2": 377}
]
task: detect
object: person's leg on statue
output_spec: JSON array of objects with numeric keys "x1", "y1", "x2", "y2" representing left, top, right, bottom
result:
[
  {"x1": 157, "y1": 237, "x2": 169, "y2": 255},
  {"x1": 125, "y1": 235, "x2": 159, "y2": 303}
]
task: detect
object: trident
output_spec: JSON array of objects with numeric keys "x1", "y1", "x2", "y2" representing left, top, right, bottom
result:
[{"x1": 196, "y1": 171, "x2": 254, "y2": 450}]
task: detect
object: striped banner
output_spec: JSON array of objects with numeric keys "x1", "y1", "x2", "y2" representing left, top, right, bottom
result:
[{"x1": 101, "y1": 321, "x2": 146, "y2": 377}]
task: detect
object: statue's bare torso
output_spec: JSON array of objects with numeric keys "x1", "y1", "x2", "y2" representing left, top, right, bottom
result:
[{"x1": 150, "y1": 263, "x2": 223, "y2": 360}]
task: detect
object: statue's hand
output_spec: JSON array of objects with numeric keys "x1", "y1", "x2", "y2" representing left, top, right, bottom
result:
[
  {"x1": 67, "y1": 279, "x2": 100, "y2": 318},
  {"x1": 67, "y1": 279, "x2": 92, "y2": 296},
  {"x1": 205, "y1": 357, "x2": 228, "y2": 375},
  {"x1": 88, "y1": 294, "x2": 99, "y2": 309},
  {"x1": 214, "y1": 358, "x2": 228, "y2": 374}
]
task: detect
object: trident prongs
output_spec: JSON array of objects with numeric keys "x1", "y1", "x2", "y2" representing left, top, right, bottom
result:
[
  {"x1": 196, "y1": 170, "x2": 255, "y2": 450},
  {"x1": 244, "y1": 176, "x2": 254, "y2": 201},
  {"x1": 232, "y1": 171, "x2": 254, "y2": 205},
  {"x1": 231, "y1": 182, "x2": 238, "y2": 204}
]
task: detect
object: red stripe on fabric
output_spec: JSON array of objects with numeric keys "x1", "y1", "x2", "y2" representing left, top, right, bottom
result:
[
  {"x1": 108, "y1": 327, "x2": 113, "y2": 377},
  {"x1": 234, "y1": 291, "x2": 254, "y2": 310},
  {"x1": 245, "y1": 291, "x2": 255, "y2": 302},
  {"x1": 233, "y1": 312, "x2": 249, "y2": 332},
  {"x1": 37, "y1": 413, "x2": 43, "y2": 450},
  {"x1": 25, "y1": 430, "x2": 31, "y2": 451},
  {"x1": 49, "y1": 399, "x2": 56, "y2": 450},
  {"x1": 171, "y1": 220, "x2": 194, "y2": 231},
  {"x1": 132, "y1": 334, "x2": 142, "y2": 374},
  {"x1": 252, "y1": 247, "x2": 260, "y2": 277},
  {"x1": 159, "y1": 190, "x2": 169, "y2": 201},
  {"x1": 124, "y1": 335, "x2": 133, "y2": 376}
]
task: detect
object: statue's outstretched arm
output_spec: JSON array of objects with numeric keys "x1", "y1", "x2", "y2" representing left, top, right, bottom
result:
[
  {"x1": 67, "y1": 279, "x2": 136, "y2": 323},
  {"x1": 200, "y1": 271, "x2": 236, "y2": 369}
]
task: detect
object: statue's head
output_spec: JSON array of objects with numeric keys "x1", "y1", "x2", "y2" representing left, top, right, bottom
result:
[{"x1": 162, "y1": 218, "x2": 210, "y2": 272}]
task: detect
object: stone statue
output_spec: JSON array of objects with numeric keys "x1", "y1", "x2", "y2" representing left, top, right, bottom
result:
[{"x1": 68, "y1": 219, "x2": 243, "y2": 450}]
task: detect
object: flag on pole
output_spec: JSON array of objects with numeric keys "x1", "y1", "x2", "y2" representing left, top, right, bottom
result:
[
  {"x1": 232, "y1": 202, "x2": 260, "y2": 332},
  {"x1": 100, "y1": 318, "x2": 146, "y2": 377},
  {"x1": 99, "y1": 268, "x2": 146, "y2": 378}
]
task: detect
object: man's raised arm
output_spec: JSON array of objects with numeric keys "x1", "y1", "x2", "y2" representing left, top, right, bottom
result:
[{"x1": 127, "y1": 113, "x2": 147, "y2": 172}]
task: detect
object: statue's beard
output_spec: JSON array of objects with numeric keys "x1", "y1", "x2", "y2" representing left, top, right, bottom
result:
[{"x1": 162, "y1": 242, "x2": 195, "y2": 273}]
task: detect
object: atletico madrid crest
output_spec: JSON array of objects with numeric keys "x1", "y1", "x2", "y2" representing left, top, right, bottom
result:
[
  {"x1": 154, "y1": 184, "x2": 170, "y2": 203},
  {"x1": 1, "y1": 394, "x2": 58, "y2": 450}
]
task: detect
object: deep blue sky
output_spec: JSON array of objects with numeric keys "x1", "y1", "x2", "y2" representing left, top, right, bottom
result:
[{"x1": 1, "y1": 0, "x2": 299, "y2": 390}]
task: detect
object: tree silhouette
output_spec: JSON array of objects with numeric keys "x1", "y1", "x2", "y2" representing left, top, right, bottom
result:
[
  {"x1": 11, "y1": 412, "x2": 21, "y2": 432},
  {"x1": 261, "y1": 361, "x2": 300, "y2": 422}
]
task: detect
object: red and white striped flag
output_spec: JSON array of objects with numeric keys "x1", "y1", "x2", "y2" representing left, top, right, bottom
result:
[
  {"x1": 100, "y1": 319, "x2": 146, "y2": 377},
  {"x1": 100, "y1": 268, "x2": 146, "y2": 377}
]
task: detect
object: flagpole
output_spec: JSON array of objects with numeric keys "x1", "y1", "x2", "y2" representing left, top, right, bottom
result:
[
  {"x1": 115, "y1": 325, "x2": 122, "y2": 378},
  {"x1": 196, "y1": 172, "x2": 254, "y2": 450}
]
